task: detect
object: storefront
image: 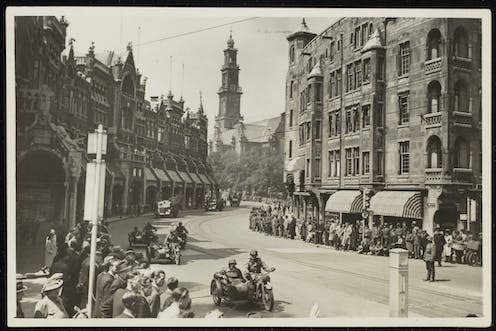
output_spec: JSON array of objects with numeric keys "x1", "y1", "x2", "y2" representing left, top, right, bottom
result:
[
  {"x1": 369, "y1": 190, "x2": 423, "y2": 230},
  {"x1": 324, "y1": 190, "x2": 363, "y2": 224},
  {"x1": 152, "y1": 167, "x2": 172, "y2": 200}
]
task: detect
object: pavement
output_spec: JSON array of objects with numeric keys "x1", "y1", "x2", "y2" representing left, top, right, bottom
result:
[{"x1": 17, "y1": 202, "x2": 483, "y2": 318}]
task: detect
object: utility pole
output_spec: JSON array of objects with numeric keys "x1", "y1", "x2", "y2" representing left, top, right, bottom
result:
[{"x1": 84, "y1": 124, "x2": 107, "y2": 317}]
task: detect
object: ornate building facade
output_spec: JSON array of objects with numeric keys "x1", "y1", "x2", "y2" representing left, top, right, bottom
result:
[
  {"x1": 15, "y1": 16, "x2": 216, "y2": 237},
  {"x1": 284, "y1": 18, "x2": 482, "y2": 235},
  {"x1": 211, "y1": 33, "x2": 285, "y2": 155}
]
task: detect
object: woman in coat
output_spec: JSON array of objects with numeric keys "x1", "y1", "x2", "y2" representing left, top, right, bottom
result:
[{"x1": 44, "y1": 229, "x2": 58, "y2": 273}]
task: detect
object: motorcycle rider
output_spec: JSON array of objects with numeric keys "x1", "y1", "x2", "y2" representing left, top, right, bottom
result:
[
  {"x1": 129, "y1": 226, "x2": 141, "y2": 240},
  {"x1": 164, "y1": 227, "x2": 180, "y2": 250},
  {"x1": 244, "y1": 250, "x2": 275, "y2": 298},
  {"x1": 176, "y1": 222, "x2": 188, "y2": 244},
  {"x1": 215, "y1": 259, "x2": 245, "y2": 297}
]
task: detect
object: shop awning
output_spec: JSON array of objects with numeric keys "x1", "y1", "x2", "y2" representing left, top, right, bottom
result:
[
  {"x1": 178, "y1": 171, "x2": 193, "y2": 185},
  {"x1": 325, "y1": 190, "x2": 362, "y2": 213},
  {"x1": 144, "y1": 167, "x2": 158, "y2": 182},
  {"x1": 153, "y1": 168, "x2": 171, "y2": 184},
  {"x1": 198, "y1": 173, "x2": 211, "y2": 187},
  {"x1": 189, "y1": 172, "x2": 204, "y2": 186},
  {"x1": 165, "y1": 169, "x2": 183, "y2": 185},
  {"x1": 370, "y1": 191, "x2": 423, "y2": 220}
]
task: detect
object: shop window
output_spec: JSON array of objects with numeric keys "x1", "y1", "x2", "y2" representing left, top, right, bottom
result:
[
  {"x1": 454, "y1": 80, "x2": 470, "y2": 113},
  {"x1": 427, "y1": 80, "x2": 442, "y2": 113},
  {"x1": 399, "y1": 141, "x2": 410, "y2": 174},
  {"x1": 454, "y1": 26, "x2": 470, "y2": 58},
  {"x1": 427, "y1": 135, "x2": 443, "y2": 168},
  {"x1": 454, "y1": 137, "x2": 470, "y2": 168},
  {"x1": 427, "y1": 29, "x2": 442, "y2": 60}
]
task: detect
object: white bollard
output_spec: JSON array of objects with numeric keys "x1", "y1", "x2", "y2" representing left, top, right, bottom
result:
[{"x1": 389, "y1": 248, "x2": 409, "y2": 317}]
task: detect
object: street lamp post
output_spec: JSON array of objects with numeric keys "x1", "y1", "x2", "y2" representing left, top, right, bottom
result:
[{"x1": 84, "y1": 124, "x2": 107, "y2": 317}]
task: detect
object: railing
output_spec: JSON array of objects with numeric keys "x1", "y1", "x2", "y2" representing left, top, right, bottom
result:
[
  {"x1": 425, "y1": 168, "x2": 443, "y2": 183},
  {"x1": 424, "y1": 57, "x2": 442, "y2": 74},
  {"x1": 423, "y1": 112, "x2": 442, "y2": 128},
  {"x1": 453, "y1": 111, "x2": 473, "y2": 128}
]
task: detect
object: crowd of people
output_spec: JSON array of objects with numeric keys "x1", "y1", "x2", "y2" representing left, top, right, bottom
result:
[
  {"x1": 249, "y1": 202, "x2": 483, "y2": 273},
  {"x1": 17, "y1": 220, "x2": 196, "y2": 319}
]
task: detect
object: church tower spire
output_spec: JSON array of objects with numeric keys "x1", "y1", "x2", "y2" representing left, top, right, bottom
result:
[{"x1": 216, "y1": 31, "x2": 243, "y2": 131}]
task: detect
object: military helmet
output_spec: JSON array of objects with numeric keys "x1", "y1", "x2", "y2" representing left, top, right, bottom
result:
[
  {"x1": 250, "y1": 250, "x2": 258, "y2": 257},
  {"x1": 228, "y1": 259, "x2": 237, "y2": 265}
]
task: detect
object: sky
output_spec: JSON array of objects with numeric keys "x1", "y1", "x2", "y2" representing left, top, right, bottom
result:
[{"x1": 65, "y1": 15, "x2": 334, "y2": 136}]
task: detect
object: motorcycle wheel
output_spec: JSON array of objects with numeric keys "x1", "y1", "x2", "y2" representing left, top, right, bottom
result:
[
  {"x1": 175, "y1": 254, "x2": 181, "y2": 265},
  {"x1": 468, "y1": 252, "x2": 478, "y2": 266},
  {"x1": 263, "y1": 288, "x2": 274, "y2": 311},
  {"x1": 211, "y1": 282, "x2": 222, "y2": 306}
]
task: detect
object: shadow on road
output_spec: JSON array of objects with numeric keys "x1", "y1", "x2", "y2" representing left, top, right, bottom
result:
[
  {"x1": 181, "y1": 245, "x2": 245, "y2": 265},
  {"x1": 179, "y1": 281, "x2": 210, "y2": 293}
]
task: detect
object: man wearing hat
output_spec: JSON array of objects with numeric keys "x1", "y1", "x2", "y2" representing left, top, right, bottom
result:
[
  {"x1": 161, "y1": 277, "x2": 179, "y2": 310},
  {"x1": 16, "y1": 274, "x2": 28, "y2": 318},
  {"x1": 423, "y1": 235, "x2": 436, "y2": 282},
  {"x1": 215, "y1": 259, "x2": 245, "y2": 298},
  {"x1": 112, "y1": 274, "x2": 151, "y2": 318},
  {"x1": 101, "y1": 260, "x2": 132, "y2": 318},
  {"x1": 77, "y1": 250, "x2": 104, "y2": 309},
  {"x1": 94, "y1": 255, "x2": 119, "y2": 318},
  {"x1": 34, "y1": 274, "x2": 68, "y2": 318},
  {"x1": 124, "y1": 249, "x2": 139, "y2": 268}
]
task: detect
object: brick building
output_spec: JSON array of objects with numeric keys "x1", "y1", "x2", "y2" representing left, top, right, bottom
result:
[
  {"x1": 211, "y1": 33, "x2": 285, "y2": 155},
  {"x1": 284, "y1": 18, "x2": 482, "y2": 235},
  {"x1": 15, "y1": 16, "x2": 216, "y2": 239}
]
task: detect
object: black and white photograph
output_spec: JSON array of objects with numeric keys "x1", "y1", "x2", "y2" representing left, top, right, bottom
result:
[{"x1": 5, "y1": 6, "x2": 491, "y2": 327}]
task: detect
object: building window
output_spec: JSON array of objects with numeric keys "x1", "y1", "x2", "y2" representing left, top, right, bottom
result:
[
  {"x1": 330, "y1": 41, "x2": 335, "y2": 61},
  {"x1": 315, "y1": 158, "x2": 321, "y2": 178},
  {"x1": 361, "y1": 23, "x2": 368, "y2": 46},
  {"x1": 346, "y1": 63, "x2": 354, "y2": 92},
  {"x1": 376, "y1": 102, "x2": 384, "y2": 128},
  {"x1": 363, "y1": 58, "x2": 370, "y2": 83},
  {"x1": 399, "y1": 41, "x2": 411, "y2": 76},
  {"x1": 454, "y1": 80, "x2": 470, "y2": 113},
  {"x1": 362, "y1": 151, "x2": 370, "y2": 174},
  {"x1": 346, "y1": 148, "x2": 353, "y2": 176},
  {"x1": 315, "y1": 83, "x2": 322, "y2": 102},
  {"x1": 399, "y1": 93, "x2": 410, "y2": 125},
  {"x1": 454, "y1": 26, "x2": 470, "y2": 58},
  {"x1": 427, "y1": 29, "x2": 442, "y2": 60},
  {"x1": 289, "y1": 109, "x2": 294, "y2": 127},
  {"x1": 335, "y1": 150, "x2": 341, "y2": 177},
  {"x1": 335, "y1": 111, "x2": 341, "y2": 135},
  {"x1": 299, "y1": 124, "x2": 305, "y2": 145},
  {"x1": 377, "y1": 151, "x2": 383, "y2": 175},
  {"x1": 305, "y1": 86, "x2": 310, "y2": 104},
  {"x1": 289, "y1": 45, "x2": 295, "y2": 63},
  {"x1": 427, "y1": 136, "x2": 442, "y2": 168},
  {"x1": 329, "y1": 72, "x2": 335, "y2": 98},
  {"x1": 454, "y1": 137, "x2": 470, "y2": 168},
  {"x1": 328, "y1": 151, "x2": 334, "y2": 177},
  {"x1": 306, "y1": 122, "x2": 311, "y2": 141},
  {"x1": 353, "y1": 108, "x2": 360, "y2": 132},
  {"x1": 362, "y1": 105, "x2": 370, "y2": 127},
  {"x1": 289, "y1": 81, "x2": 294, "y2": 98},
  {"x1": 336, "y1": 69, "x2": 342, "y2": 97},
  {"x1": 306, "y1": 159, "x2": 310, "y2": 177},
  {"x1": 328, "y1": 113, "x2": 334, "y2": 137},
  {"x1": 315, "y1": 120, "x2": 321, "y2": 139},
  {"x1": 355, "y1": 60, "x2": 362, "y2": 88},
  {"x1": 353, "y1": 147, "x2": 360, "y2": 175},
  {"x1": 345, "y1": 109, "x2": 353, "y2": 133},
  {"x1": 378, "y1": 57, "x2": 385, "y2": 81},
  {"x1": 427, "y1": 80, "x2": 441, "y2": 113},
  {"x1": 289, "y1": 140, "x2": 293, "y2": 159},
  {"x1": 354, "y1": 27, "x2": 361, "y2": 48},
  {"x1": 399, "y1": 141, "x2": 410, "y2": 174}
]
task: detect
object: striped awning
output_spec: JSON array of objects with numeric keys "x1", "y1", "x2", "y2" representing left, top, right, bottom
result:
[
  {"x1": 153, "y1": 168, "x2": 171, "y2": 184},
  {"x1": 325, "y1": 190, "x2": 362, "y2": 213},
  {"x1": 370, "y1": 191, "x2": 423, "y2": 220},
  {"x1": 189, "y1": 172, "x2": 204, "y2": 185}
]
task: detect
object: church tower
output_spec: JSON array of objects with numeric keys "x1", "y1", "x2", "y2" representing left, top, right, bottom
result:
[{"x1": 216, "y1": 32, "x2": 243, "y2": 131}]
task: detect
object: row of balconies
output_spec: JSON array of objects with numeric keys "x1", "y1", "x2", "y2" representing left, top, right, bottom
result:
[
  {"x1": 424, "y1": 167, "x2": 474, "y2": 184},
  {"x1": 423, "y1": 111, "x2": 475, "y2": 129}
]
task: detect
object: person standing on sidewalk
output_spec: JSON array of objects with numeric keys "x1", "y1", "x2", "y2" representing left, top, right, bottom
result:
[
  {"x1": 423, "y1": 235, "x2": 436, "y2": 282},
  {"x1": 443, "y1": 229, "x2": 453, "y2": 263},
  {"x1": 433, "y1": 228, "x2": 446, "y2": 267},
  {"x1": 34, "y1": 274, "x2": 68, "y2": 318},
  {"x1": 44, "y1": 229, "x2": 58, "y2": 273}
]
